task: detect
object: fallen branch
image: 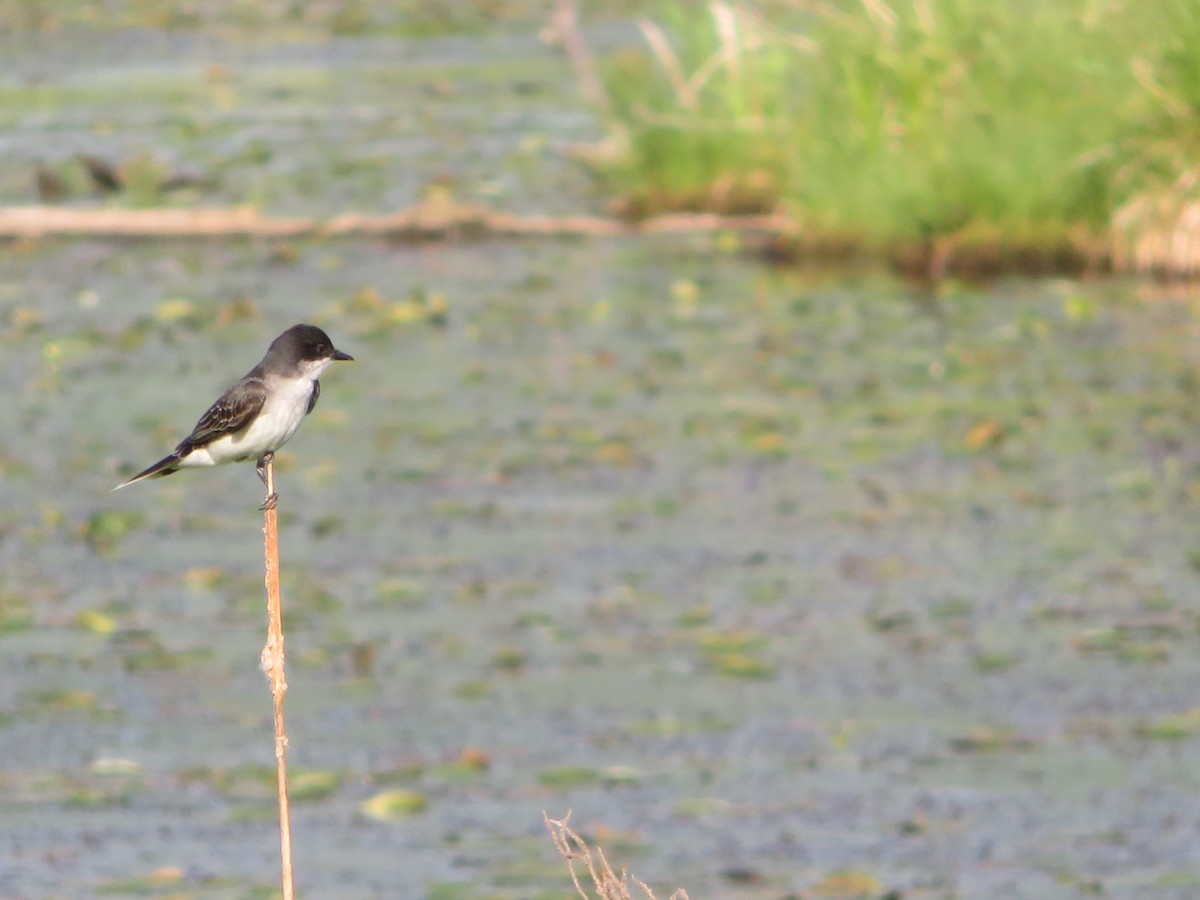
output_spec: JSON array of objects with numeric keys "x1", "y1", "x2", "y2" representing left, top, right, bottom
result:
[
  {"x1": 0, "y1": 205, "x2": 311, "y2": 238},
  {"x1": 0, "y1": 202, "x2": 791, "y2": 240},
  {"x1": 0, "y1": 201, "x2": 1170, "y2": 279}
]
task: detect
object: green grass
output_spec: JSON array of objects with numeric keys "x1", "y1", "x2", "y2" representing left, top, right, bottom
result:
[
  {"x1": 1110, "y1": 0, "x2": 1200, "y2": 198},
  {"x1": 593, "y1": 0, "x2": 1200, "y2": 252},
  {"x1": 599, "y1": 4, "x2": 797, "y2": 217}
]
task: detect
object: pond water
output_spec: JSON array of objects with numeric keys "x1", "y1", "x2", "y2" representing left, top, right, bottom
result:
[
  {"x1": 1, "y1": 235, "x2": 1199, "y2": 899},
  {"x1": 2, "y1": 17, "x2": 1200, "y2": 900}
]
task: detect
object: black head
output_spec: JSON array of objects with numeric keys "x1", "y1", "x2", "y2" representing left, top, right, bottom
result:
[{"x1": 269, "y1": 324, "x2": 354, "y2": 364}]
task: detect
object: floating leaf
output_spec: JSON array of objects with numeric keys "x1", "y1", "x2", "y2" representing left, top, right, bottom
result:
[
  {"x1": 153, "y1": 298, "x2": 198, "y2": 322},
  {"x1": 455, "y1": 747, "x2": 490, "y2": 771},
  {"x1": 1073, "y1": 628, "x2": 1169, "y2": 663},
  {"x1": 434, "y1": 748, "x2": 490, "y2": 783},
  {"x1": 454, "y1": 679, "x2": 492, "y2": 700},
  {"x1": 82, "y1": 510, "x2": 144, "y2": 554},
  {"x1": 376, "y1": 578, "x2": 424, "y2": 606},
  {"x1": 28, "y1": 689, "x2": 97, "y2": 711},
  {"x1": 601, "y1": 765, "x2": 642, "y2": 787},
  {"x1": 973, "y1": 652, "x2": 1019, "y2": 673},
  {"x1": 709, "y1": 652, "x2": 777, "y2": 680},
  {"x1": 89, "y1": 757, "x2": 141, "y2": 776},
  {"x1": 97, "y1": 867, "x2": 185, "y2": 893},
  {"x1": 949, "y1": 726, "x2": 1036, "y2": 753},
  {"x1": 594, "y1": 440, "x2": 636, "y2": 466},
  {"x1": 290, "y1": 770, "x2": 343, "y2": 802},
  {"x1": 75, "y1": 609, "x2": 118, "y2": 635},
  {"x1": 183, "y1": 566, "x2": 227, "y2": 590},
  {"x1": 1136, "y1": 709, "x2": 1200, "y2": 741},
  {"x1": 1063, "y1": 295, "x2": 1096, "y2": 321},
  {"x1": 0, "y1": 599, "x2": 33, "y2": 634},
  {"x1": 671, "y1": 279, "x2": 699, "y2": 319},
  {"x1": 673, "y1": 796, "x2": 731, "y2": 816},
  {"x1": 811, "y1": 869, "x2": 884, "y2": 897},
  {"x1": 749, "y1": 431, "x2": 785, "y2": 453},
  {"x1": 359, "y1": 789, "x2": 427, "y2": 821},
  {"x1": 350, "y1": 286, "x2": 386, "y2": 312},
  {"x1": 537, "y1": 766, "x2": 599, "y2": 789},
  {"x1": 492, "y1": 647, "x2": 527, "y2": 671},
  {"x1": 146, "y1": 867, "x2": 184, "y2": 884},
  {"x1": 676, "y1": 604, "x2": 713, "y2": 627},
  {"x1": 388, "y1": 301, "x2": 427, "y2": 324},
  {"x1": 698, "y1": 630, "x2": 767, "y2": 655},
  {"x1": 964, "y1": 419, "x2": 1004, "y2": 450}
]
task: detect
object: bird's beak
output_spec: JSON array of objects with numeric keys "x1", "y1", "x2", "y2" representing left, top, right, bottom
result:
[{"x1": 332, "y1": 349, "x2": 354, "y2": 361}]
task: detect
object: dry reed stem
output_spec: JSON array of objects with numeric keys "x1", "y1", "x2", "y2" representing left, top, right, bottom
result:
[
  {"x1": 636, "y1": 18, "x2": 697, "y2": 111},
  {"x1": 545, "y1": 811, "x2": 690, "y2": 900},
  {"x1": 860, "y1": 0, "x2": 899, "y2": 31},
  {"x1": 1131, "y1": 57, "x2": 1193, "y2": 122},
  {"x1": 1113, "y1": 167, "x2": 1200, "y2": 278},
  {"x1": 546, "y1": 0, "x2": 611, "y2": 111},
  {"x1": 711, "y1": 2, "x2": 742, "y2": 93},
  {"x1": 636, "y1": 3, "x2": 752, "y2": 114},
  {"x1": 260, "y1": 458, "x2": 295, "y2": 900},
  {"x1": 625, "y1": 5, "x2": 794, "y2": 130}
]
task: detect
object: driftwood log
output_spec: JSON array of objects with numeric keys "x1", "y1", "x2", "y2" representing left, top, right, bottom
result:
[
  {"x1": 8, "y1": 201, "x2": 1190, "y2": 279},
  {"x1": 0, "y1": 202, "x2": 791, "y2": 240}
]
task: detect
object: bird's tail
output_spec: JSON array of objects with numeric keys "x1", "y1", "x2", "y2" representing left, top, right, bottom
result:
[{"x1": 112, "y1": 454, "x2": 182, "y2": 491}]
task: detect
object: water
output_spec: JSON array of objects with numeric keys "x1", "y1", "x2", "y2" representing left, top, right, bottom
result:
[{"x1": 1, "y1": 16, "x2": 1200, "y2": 900}]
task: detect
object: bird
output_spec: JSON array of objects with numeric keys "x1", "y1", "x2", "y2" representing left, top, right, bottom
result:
[
  {"x1": 115, "y1": 324, "x2": 353, "y2": 505},
  {"x1": 78, "y1": 155, "x2": 124, "y2": 193},
  {"x1": 34, "y1": 164, "x2": 69, "y2": 203}
]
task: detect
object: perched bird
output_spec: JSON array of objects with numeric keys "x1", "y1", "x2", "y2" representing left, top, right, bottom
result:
[
  {"x1": 78, "y1": 154, "x2": 124, "y2": 193},
  {"x1": 115, "y1": 324, "x2": 353, "y2": 503},
  {"x1": 34, "y1": 164, "x2": 69, "y2": 203}
]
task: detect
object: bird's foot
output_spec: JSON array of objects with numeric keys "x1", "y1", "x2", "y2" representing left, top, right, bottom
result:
[
  {"x1": 260, "y1": 492, "x2": 278, "y2": 512},
  {"x1": 255, "y1": 451, "x2": 274, "y2": 487}
]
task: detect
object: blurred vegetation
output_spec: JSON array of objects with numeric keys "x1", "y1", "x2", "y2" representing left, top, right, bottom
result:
[
  {"x1": 591, "y1": 0, "x2": 1200, "y2": 252},
  {"x1": 0, "y1": 0, "x2": 672, "y2": 37},
  {"x1": 6, "y1": 0, "x2": 1200, "y2": 272}
]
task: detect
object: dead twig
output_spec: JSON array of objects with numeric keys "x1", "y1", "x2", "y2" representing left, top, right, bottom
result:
[{"x1": 545, "y1": 811, "x2": 690, "y2": 900}]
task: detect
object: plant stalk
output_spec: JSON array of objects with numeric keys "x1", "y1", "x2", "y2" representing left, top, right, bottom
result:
[{"x1": 261, "y1": 457, "x2": 294, "y2": 900}]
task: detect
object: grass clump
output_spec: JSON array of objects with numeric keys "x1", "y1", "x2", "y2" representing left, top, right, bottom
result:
[
  {"x1": 597, "y1": 3, "x2": 797, "y2": 218},
  {"x1": 1111, "y1": 0, "x2": 1200, "y2": 275},
  {"x1": 587, "y1": 0, "x2": 1200, "y2": 272},
  {"x1": 794, "y1": 0, "x2": 1120, "y2": 241}
]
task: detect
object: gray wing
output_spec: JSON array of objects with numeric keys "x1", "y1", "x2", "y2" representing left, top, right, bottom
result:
[
  {"x1": 178, "y1": 378, "x2": 267, "y2": 451},
  {"x1": 307, "y1": 379, "x2": 320, "y2": 415}
]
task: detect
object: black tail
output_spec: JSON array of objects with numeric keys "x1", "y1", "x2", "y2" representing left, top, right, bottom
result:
[{"x1": 112, "y1": 454, "x2": 181, "y2": 491}]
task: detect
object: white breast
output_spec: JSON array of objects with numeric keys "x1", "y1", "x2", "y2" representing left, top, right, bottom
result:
[{"x1": 181, "y1": 375, "x2": 317, "y2": 468}]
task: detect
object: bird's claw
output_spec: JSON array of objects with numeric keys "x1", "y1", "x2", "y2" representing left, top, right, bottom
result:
[
  {"x1": 256, "y1": 451, "x2": 274, "y2": 487},
  {"x1": 259, "y1": 492, "x2": 278, "y2": 511}
]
